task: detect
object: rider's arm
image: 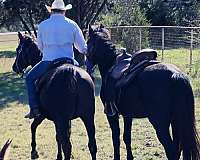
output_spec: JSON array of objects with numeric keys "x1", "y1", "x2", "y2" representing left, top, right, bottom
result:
[
  {"x1": 73, "y1": 24, "x2": 87, "y2": 55},
  {"x1": 37, "y1": 24, "x2": 44, "y2": 52}
]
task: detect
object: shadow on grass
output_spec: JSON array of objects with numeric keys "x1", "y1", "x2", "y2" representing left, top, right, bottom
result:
[
  {"x1": 0, "y1": 51, "x2": 16, "y2": 58},
  {"x1": 0, "y1": 72, "x2": 27, "y2": 108},
  {"x1": 0, "y1": 71, "x2": 103, "y2": 109}
]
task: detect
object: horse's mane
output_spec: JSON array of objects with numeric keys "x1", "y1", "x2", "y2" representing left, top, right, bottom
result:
[
  {"x1": 93, "y1": 26, "x2": 117, "y2": 59},
  {"x1": 23, "y1": 34, "x2": 42, "y2": 66}
]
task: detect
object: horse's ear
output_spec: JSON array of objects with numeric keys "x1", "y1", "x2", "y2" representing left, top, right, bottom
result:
[
  {"x1": 100, "y1": 24, "x2": 105, "y2": 29},
  {"x1": 88, "y1": 25, "x2": 94, "y2": 36},
  {"x1": 18, "y1": 32, "x2": 24, "y2": 41}
]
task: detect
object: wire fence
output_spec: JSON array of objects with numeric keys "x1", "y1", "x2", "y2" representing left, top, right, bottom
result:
[
  {"x1": 0, "y1": 32, "x2": 18, "y2": 49},
  {"x1": 105, "y1": 26, "x2": 200, "y2": 75},
  {"x1": 0, "y1": 26, "x2": 200, "y2": 70}
]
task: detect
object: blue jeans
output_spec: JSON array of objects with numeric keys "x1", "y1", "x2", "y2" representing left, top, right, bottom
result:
[{"x1": 26, "y1": 61, "x2": 51, "y2": 109}]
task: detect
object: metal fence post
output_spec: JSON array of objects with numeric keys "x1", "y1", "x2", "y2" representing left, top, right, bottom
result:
[
  {"x1": 162, "y1": 27, "x2": 165, "y2": 61},
  {"x1": 139, "y1": 28, "x2": 142, "y2": 50},
  {"x1": 189, "y1": 29, "x2": 193, "y2": 72}
]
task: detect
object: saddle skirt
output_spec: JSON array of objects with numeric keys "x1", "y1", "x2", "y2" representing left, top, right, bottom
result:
[{"x1": 109, "y1": 51, "x2": 132, "y2": 79}]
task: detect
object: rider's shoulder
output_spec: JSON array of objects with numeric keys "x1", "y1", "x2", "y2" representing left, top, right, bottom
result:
[
  {"x1": 64, "y1": 17, "x2": 79, "y2": 27},
  {"x1": 38, "y1": 19, "x2": 50, "y2": 28}
]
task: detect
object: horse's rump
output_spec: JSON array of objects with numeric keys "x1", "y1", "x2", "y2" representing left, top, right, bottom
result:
[{"x1": 37, "y1": 64, "x2": 94, "y2": 120}]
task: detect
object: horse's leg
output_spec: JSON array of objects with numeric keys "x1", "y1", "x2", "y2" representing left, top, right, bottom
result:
[
  {"x1": 171, "y1": 121, "x2": 181, "y2": 160},
  {"x1": 107, "y1": 114, "x2": 120, "y2": 160},
  {"x1": 55, "y1": 132, "x2": 62, "y2": 160},
  {"x1": 81, "y1": 115, "x2": 97, "y2": 160},
  {"x1": 55, "y1": 120, "x2": 71, "y2": 160},
  {"x1": 55, "y1": 128, "x2": 62, "y2": 160},
  {"x1": 149, "y1": 118, "x2": 175, "y2": 160},
  {"x1": 123, "y1": 117, "x2": 133, "y2": 160},
  {"x1": 55, "y1": 119, "x2": 71, "y2": 160},
  {"x1": 31, "y1": 116, "x2": 45, "y2": 159}
]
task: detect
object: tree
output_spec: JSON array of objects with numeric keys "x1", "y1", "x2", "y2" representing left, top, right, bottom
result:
[
  {"x1": 0, "y1": 0, "x2": 109, "y2": 65},
  {"x1": 139, "y1": 0, "x2": 200, "y2": 26},
  {"x1": 1, "y1": 0, "x2": 50, "y2": 35},
  {"x1": 99, "y1": 0, "x2": 150, "y2": 52},
  {"x1": 0, "y1": 0, "x2": 109, "y2": 34},
  {"x1": 145, "y1": 0, "x2": 173, "y2": 25},
  {"x1": 168, "y1": 0, "x2": 200, "y2": 26}
]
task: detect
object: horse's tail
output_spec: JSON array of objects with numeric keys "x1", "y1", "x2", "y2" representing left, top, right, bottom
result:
[
  {"x1": 0, "y1": 139, "x2": 12, "y2": 160},
  {"x1": 172, "y1": 73, "x2": 200, "y2": 159}
]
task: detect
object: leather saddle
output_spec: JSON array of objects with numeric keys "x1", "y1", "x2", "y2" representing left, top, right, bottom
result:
[
  {"x1": 50, "y1": 57, "x2": 74, "y2": 69},
  {"x1": 109, "y1": 48, "x2": 160, "y2": 87},
  {"x1": 104, "y1": 49, "x2": 160, "y2": 116}
]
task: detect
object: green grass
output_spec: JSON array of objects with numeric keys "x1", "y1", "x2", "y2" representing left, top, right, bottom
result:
[{"x1": 0, "y1": 46, "x2": 200, "y2": 159}]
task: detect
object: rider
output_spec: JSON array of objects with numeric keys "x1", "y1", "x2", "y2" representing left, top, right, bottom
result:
[{"x1": 25, "y1": 0, "x2": 87, "y2": 119}]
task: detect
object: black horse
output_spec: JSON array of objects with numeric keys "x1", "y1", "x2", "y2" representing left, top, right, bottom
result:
[
  {"x1": 87, "y1": 25, "x2": 200, "y2": 160},
  {"x1": 12, "y1": 32, "x2": 97, "y2": 160}
]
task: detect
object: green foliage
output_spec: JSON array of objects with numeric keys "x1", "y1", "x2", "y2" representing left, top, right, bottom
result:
[
  {"x1": 139, "y1": 0, "x2": 200, "y2": 26},
  {"x1": 99, "y1": 0, "x2": 150, "y2": 52},
  {"x1": 100, "y1": 0, "x2": 149, "y2": 26},
  {"x1": 170, "y1": 0, "x2": 200, "y2": 26},
  {"x1": 1, "y1": 0, "x2": 50, "y2": 33}
]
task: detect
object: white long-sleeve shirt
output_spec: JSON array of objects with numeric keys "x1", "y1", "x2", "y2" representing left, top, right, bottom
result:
[{"x1": 37, "y1": 14, "x2": 87, "y2": 63}]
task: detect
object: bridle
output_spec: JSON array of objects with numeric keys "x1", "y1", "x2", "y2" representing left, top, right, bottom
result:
[
  {"x1": 15, "y1": 43, "x2": 26, "y2": 76},
  {"x1": 15, "y1": 38, "x2": 37, "y2": 77}
]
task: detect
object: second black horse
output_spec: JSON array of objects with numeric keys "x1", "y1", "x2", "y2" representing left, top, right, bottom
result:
[{"x1": 86, "y1": 25, "x2": 200, "y2": 160}]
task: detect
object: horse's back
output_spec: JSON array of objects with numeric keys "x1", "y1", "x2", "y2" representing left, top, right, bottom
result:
[
  {"x1": 139, "y1": 62, "x2": 189, "y2": 89},
  {"x1": 38, "y1": 64, "x2": 95, "y2": 120}
]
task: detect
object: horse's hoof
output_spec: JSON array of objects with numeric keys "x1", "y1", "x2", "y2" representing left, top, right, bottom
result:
[{"x1": 31, "y1": 150, "x2": 39, "y2": 159}]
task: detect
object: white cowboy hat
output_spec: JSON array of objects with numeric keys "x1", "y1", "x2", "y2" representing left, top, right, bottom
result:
[{"x1": 45, "y1": 0, "x2": 72, "y2": 13}]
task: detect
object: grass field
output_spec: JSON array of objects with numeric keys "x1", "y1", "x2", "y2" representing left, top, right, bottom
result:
[{"x1": 0, "y1": 46, "x2": 200, "y2": 160}]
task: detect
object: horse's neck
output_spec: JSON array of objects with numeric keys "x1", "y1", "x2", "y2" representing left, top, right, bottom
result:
[
  {"x1": 31, "y1": 50, "x2": 42, "y2": 67},
  {"x1": 98, "y1": 53, "x2": 116, "y2": 78}
]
